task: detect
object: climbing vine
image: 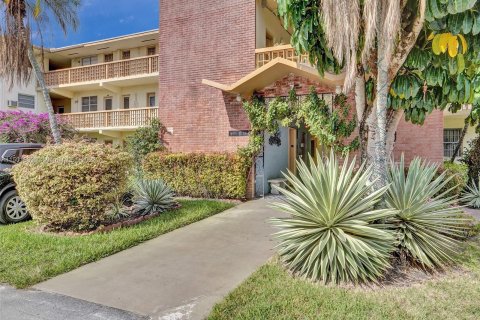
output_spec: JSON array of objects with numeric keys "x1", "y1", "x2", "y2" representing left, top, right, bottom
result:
[{"x1": 238, "y1": 88, "x2": 358, "y2": 171}]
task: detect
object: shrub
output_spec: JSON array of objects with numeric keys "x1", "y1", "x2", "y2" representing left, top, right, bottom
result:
[
  {"x1": 125, "y1": 119, "x2": 165, "y2": 164},
  {"x1": 12, "y1": 142, "x2": 133, "y2": 231},
  {"x1": 436, "y1": 162, "x2": 468, "y2": 199},
  {"x1": 271, "y1": 152, "x2": 395, "y2": 284},
  {"x1": 143, "y1": 153, "x2": 247, "y2": 199},
  {"x1": 0, "y1": 110, "x2": 76, "y2": 143},
  {"x1": 461, "y1": 178, "x2": 480, "y2": 209},
  {"x1": 385, "y1": 156, "x2": 467, "y2": 269},
  {"x1": 132, "y1": 178, "x2": 176, "y2": 215},
  {"x1": 463, "y1": 135, "x2": 480, "y2": 183}
]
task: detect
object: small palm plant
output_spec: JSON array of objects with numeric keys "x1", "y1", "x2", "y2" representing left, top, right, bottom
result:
[
  {"x1": 133, "y1": 178, "x2": 177, "y2": 215},
  {"x1": 271, "y1": 151, "x2": 395, "y2": 284},
  {"x1": 461, "y1": 178, "x2": 480, "y2": 209},
  {"x1": 385, "y1": 156, "x2": 466, "y2": 269}
]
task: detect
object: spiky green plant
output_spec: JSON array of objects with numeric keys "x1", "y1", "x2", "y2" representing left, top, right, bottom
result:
[
  {"x1": 133, "y1": 178, "x2": 176, "y2": 215},
  {"x1": 271, "y1": 151, "x2": 395, "y2": 284},
  {"x1": 461, "y1": 178, "x2": 480, "y2": 209},
  {"x1": 385, "y1": 156, "x2": 466, "y2": 269}
]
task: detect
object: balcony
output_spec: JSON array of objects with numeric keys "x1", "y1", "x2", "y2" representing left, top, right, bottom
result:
[
  {"x1": 44, "y1": 55, "x2": 159, "y2": 87},
  {"x1": 255, "y1": 45, "x2": 310, "y2": 69},
  {"x1": 60, "y1": 107, "x2": 159, "y2": 131}
]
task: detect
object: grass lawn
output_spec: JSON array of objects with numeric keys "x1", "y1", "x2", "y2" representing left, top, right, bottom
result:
[
  {"x1": 0, "y1": 199, "x2": 233, "y2": 288},
  {"x1": 209, "y1": 235, "x2": 480, "y2": 320}
]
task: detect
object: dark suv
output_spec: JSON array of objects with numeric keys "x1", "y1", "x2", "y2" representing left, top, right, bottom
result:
[{"x1": 0, "y1": 144, "x2": 43, "y2": 224}]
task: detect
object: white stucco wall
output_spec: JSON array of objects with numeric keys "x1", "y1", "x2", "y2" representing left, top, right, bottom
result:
[{"x1": 0, "y1": 76, "x2": 46, "y2": 113}]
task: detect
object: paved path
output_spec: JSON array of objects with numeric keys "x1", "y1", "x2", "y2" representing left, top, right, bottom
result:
[
  {"x1": 35, "y1": 198, "x2": 285, "y2": 320},
  {"x1": 0, "y1": 285, "x2": 147, "y2": 320}
]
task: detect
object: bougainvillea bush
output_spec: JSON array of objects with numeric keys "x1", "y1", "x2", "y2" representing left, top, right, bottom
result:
[{"x1": 0, "y1": 110, "x2": 76, "y2": 143}]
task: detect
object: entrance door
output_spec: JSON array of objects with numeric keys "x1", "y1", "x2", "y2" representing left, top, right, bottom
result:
[
  {"x1": 104, "y1": 97, "x2": 113, "y2": 111},
  {"x1": 288, "y1": 128, "x2": 297, "y2": 174}
]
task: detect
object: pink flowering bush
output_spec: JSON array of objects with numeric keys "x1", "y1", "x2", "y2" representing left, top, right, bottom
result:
[{"x1": 0, "y1": 111, "x2": 76, "y2": 143}]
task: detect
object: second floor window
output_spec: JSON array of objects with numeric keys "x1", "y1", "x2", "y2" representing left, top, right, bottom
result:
[
  {"x1": 82, "y1": 96, "x2": 98, "y2": 112},
  {"x1": 123, "y1": 96, "x2": 130, "y2": 109},
  {"x1": 147, "y1": 47, "x2": 156, "y2": 56},
  {"x1": 104, "y1": 53, "x2": 114, "y2": 62},
  {"x1": 147, "y1": 93, "x2": 156, "y2": 107},
  {"x1": 81, "y1": 56, "x2": 98, "y2": 66},
  {"x1": 18, "y1": 94, "x2": 35, "y2": 109},
  {"x1": 122, "y1": 51, "x2": 131, "y2": 60}
]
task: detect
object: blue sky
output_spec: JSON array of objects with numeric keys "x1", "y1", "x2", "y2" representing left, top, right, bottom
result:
[{"x1": 41, "y1": 0, "x2": 159, "y2": 48}]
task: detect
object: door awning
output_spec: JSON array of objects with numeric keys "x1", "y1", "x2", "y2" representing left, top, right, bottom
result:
[{"x1": 202, "y1": 57, "x2": 345, "y2": 97}]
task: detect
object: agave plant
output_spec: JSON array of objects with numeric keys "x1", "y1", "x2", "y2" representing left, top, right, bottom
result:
[
  {"x1": 385, "y1": 156, "x2": 466, "y2": 269},
  {"x1": 271, "y1": 151, "x2": 395, "y2": 284},
  {"x1": 461, "y1": 178, "x2": 480, "y2": 209},
  {"x1": 133, "y1": 178, "x2": 176, "y2": 215}
]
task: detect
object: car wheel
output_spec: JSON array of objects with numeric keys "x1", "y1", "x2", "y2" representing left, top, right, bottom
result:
[{"x1": 0, "y1": 190, "x2": 30, "y2": 224}]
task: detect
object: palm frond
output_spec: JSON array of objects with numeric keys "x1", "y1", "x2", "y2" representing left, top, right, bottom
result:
[
  {"x1": 461, "y1": 177, "x2": 480, "y2": 209},
  {"x1": 386, "y1": 156, "x2": 467, "y2": 269},
  {"x1": 271, "y1": 151, "x2": 395, "y2": 284}
]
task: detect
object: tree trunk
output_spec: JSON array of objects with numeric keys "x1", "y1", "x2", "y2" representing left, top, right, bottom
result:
[
  {"x1": 373, "y1": 22, "x2": 390, "y2": 190},
  {"x1": 450, "y1": 120, "x2": 469, "y2": 163},
  {"x1": 385, "y1": 109, "x2": 404, "y2": 160},
  {"x1": 27, "y1": 46, "x2": 62, "y2": 144},
  {"x1": 355, "y1": 74, "x2": 369, "y2": 163}
]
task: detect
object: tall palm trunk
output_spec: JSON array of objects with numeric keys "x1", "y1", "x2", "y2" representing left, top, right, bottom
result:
[
  {"x1": 27, "y1": 46, "x2": 62, "y2": 144},
  {"x1": 373, "y1": 21, "x2": 390, "y2": 190}
]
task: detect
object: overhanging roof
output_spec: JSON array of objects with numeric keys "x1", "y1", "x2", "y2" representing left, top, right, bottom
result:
[{"x1": 202, "y1": 57, "x2": 344, "y2": 97}]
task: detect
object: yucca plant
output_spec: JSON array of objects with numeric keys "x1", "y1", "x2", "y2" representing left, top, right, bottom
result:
[
  {"x1": 461, "y1": 178, "x2": 480, "y2": 209},
  {"x1": 271, "y1": 151, "x2": 396, "y2": 284},
  {"x1": 133, "y1": 178, "x2": 177, "y2": 215},
  {"x1": 385, "y1": 156, "x2": 466, "y2": 269}
]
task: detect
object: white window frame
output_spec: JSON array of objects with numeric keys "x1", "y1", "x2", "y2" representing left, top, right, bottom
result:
[
  {"x1": 81, "y1": 56, "x2": 98, "y2": 66},
  {"x1": 444, "y1": 129, "x2": 462, "y2": 158},
  {"x1": 81, "y1": 96, "x2": 98, "y2": 112}
]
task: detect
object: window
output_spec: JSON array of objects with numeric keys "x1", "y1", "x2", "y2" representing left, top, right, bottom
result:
[
  {"x1": 1, "y1": 149, "x2": 21, "y2": 163},
  {"x1": 122, "y1": 50, "x2": 131, "y2": 60},
  {"x1": 18, "y1": 94, "x2": 35, "y2": 109},
  {"x1": 147, "y1": 93, "x2": 156, "y2": 107},
  {"x1": 444, "y1": 129, "x2": 462, "y2": 157},
  {"x1": 123, "y1": 95, "x2": 130, "y2": 109},
  {"x1": 147, "y1": 47, "x2": 156, "y2": 56},
  {"x1": 104, "y1": 53, "x2": 114, "y2": 62},
  {"x1": 56, "y1": 106, "x2": 65, "y2": 114},
  {"x1": 105, "y1": 97, "x2": 113, "y2": 110},
  {"x1": 21, "y1": 148, "x2": 40, "y2": 156},
  {"x1": 81, "y1": 96, "x2": 98, "y2": 112},
  {"x1": 81, "y1": 56, "x2": 98, "y2": 66}
]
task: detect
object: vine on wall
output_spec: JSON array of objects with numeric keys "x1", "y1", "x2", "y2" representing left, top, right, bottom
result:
[{"x1": 238, "y1": 88, "x2": 359, "y2": 172}]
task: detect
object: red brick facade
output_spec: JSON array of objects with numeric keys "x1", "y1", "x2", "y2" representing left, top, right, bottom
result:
[
  {"x1": 158, "y1": 0, "x2": 254, "y2": 153},
  {"x1": 158, "y1": 1, "x2": 444, "y2": 163}
]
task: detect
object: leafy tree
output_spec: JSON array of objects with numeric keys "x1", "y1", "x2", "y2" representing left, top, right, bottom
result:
[
  {"x1": 0, "y1": 0, "x2": 81, "y2": 144},
  {"x1": 277, "y1": 0, "x2": 480, "y2": 189}
]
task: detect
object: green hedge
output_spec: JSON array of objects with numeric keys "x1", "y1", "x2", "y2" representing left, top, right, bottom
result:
[
  {"x1": 437, "y1": 161, "x2": 468, "y2": 200},
  {"x1": 143, "y1": 153, "x2": 247, "y2": 199},
  {"x1": 12, "y1": 142, "x2": 133, "y2": 231}
]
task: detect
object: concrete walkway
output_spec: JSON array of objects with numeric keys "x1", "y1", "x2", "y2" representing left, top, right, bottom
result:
[{"x1": 35, "y1": 198, "x2": 285, "y2": 320}]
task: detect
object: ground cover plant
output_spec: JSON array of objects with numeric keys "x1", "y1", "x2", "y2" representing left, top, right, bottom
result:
[{"x1": 0, "y1": 199, "x2": 234, "y2": 288}]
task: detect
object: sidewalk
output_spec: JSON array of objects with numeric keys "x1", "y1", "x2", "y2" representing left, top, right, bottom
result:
[{"x1": 35, "y1": 198, "x2": 285, "y2": 320}]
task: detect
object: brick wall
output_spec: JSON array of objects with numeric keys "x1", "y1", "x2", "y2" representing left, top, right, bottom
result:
[
  {"x1": 158, "y1": 0, "x2": 255, "y2": 153},
  {"x1": 393, "y1": 110, "x2": 444, "y2": 164}
]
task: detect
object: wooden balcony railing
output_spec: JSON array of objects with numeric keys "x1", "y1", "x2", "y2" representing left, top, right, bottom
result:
[
  {"x1": 60, "y1": 107, "x2": 159, "y2": 129},
  {"x1": 255, "y1": 45, "x2": 309, "y2": 69},
  {"x1": 45, "y1": 55, "x2": 159, "y2": 86}
]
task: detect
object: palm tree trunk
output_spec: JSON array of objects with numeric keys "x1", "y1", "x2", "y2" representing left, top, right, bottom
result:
[
  {"x1": 355, "y1": 74, "x2": 369, "y2": 164},
  {"x1": 450, "y1": 121, "x2": 469, "y2": 163},
  {"x1": 373, "y1": 25, "x2": 389, "y2": 190},
  {"x1": 27, "y1": 46, "x2": 62, "y2": 144},
  {"x1": 385, "y1": 109, "x2": 404, "y2": 159}
]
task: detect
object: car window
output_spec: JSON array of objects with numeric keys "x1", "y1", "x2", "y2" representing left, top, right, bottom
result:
[
  {"x1": 2, "y1": 149, "x2": 21, "y2": 163},
  {"x1": 21, "y1": 148, "x2": 40, "y2": 156}
]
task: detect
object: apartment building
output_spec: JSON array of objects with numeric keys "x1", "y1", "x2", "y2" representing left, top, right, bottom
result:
[
  {"x1": 39, "y1": 29, "x2": 160, "y2": 145},
  {"x1": 158, "y1": 0, "x2": 475, "y2": 196},
  {"x1": 0, "y1": 76, "x2": 45, "y2": 113}
]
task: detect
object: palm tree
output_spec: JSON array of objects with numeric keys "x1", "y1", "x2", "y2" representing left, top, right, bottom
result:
[
  {"x1": 318, "y1": 0, "x2": 424, "y2": 190},
  {"x1": 0, "y1": 0, "x2": 81, "y2": 144}
]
